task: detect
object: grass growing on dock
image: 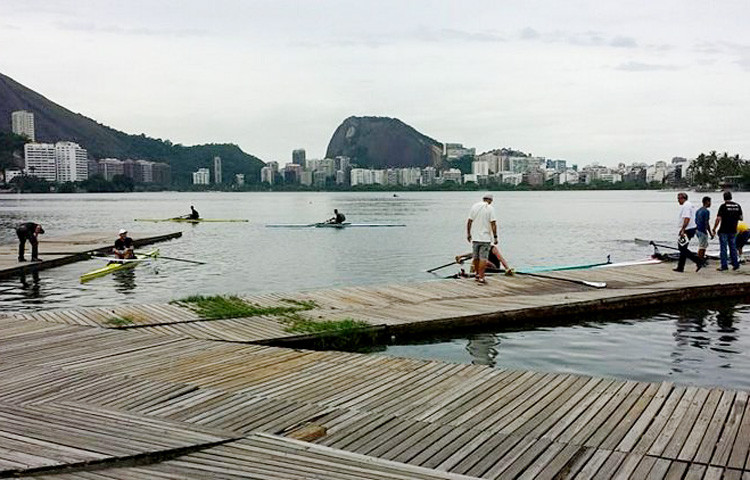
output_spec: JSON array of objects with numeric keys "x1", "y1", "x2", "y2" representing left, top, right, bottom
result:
[
  {"x1": 282, "y1": 316, "x2": 369, "y2": 335},
  {"x1": 105, "y1": 315, "x2": 136, "y2": 327},
  {"x1": 172, "y1": 295, "x2": 316, "y2": 320}
]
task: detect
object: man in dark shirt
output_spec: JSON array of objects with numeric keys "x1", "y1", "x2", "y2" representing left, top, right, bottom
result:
[
  {"x1": 326, "y1": 209, "x2": 346, "y2": 224},
  {"x1": 16, "y1": 222, "x2": 44, "y2": 262},
  {"x1": 189, "y1": 206, "x2": 199, "y2": 220},
  {"x1": 694, "y1": 196, "x2": 712, "y2": 269},
  {"x1": 114, "y1": 229, "x2": 135, "y2": 259},
  {"x1": 712, "y1": 191, "x2": 743, "y2": 271}
]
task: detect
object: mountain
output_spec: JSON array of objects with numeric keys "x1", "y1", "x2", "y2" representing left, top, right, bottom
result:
[
  {"x1": 0, "y1": 72, "x2": 264, "y2": 184},
  {"x1": 326, "y1": 116, "x2": 443, "y2": 169}
]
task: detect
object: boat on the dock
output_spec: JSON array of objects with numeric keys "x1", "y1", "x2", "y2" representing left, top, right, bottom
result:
[
  {"x1": 80, "y1": 250, "x2": 159, "y2": 283},
  {"x1": 134, "y1": 218, "x2": 248, "y2": 223},
  {"x1": 266, "y1": 222, "x2": 406, "y2": 228}
]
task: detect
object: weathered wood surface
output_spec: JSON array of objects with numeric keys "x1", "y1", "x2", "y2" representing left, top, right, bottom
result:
[
  {"x1": 0, "y1": 230, "x2": 182, "y2": 279},
  {"x1": 0, "y1": 312, "x2": 748, "y2": 478},
  {"x1": 5, "y1": 262, "x2": 750, "y2": 345}
]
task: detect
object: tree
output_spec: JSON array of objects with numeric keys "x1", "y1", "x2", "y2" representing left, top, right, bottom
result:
[{"x1": 0, "y1": 132, "x2": 28, "y2": 182}]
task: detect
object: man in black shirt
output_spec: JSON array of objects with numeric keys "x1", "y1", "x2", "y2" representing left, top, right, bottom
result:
[
  {"x1": 712, "y1": 191, "x2": 743, "y2": 270},
  {"x1": 114, "y1": 229, "x2": 135, "y2": 259},
  {"x1": 189, "y1": 206, "x2": 199, "y2": 220},
  {"x1": 16, "y1": 222, "x2": 44, "y2": 262},
  {"x1": 326, "y1": 209, "x2": 346, "y2": 224}
]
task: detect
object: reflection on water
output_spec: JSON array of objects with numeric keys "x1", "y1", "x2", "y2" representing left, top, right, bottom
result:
[{"x1": 380, "y1": 299, "x2": 750, "y2": 390}]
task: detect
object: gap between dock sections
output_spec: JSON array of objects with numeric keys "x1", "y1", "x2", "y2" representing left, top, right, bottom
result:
[{"x1": 0, "y1": 231, "x2": 182, "y2": 280}]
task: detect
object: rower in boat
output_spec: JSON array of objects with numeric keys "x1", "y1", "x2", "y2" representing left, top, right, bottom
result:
[
  {"x1": 188, "y1": 205, "x2": 200, "y2": 220},
  {"x1": 455, "y1": 245, "x2": 515, "y2": 276},
  {"x1": 325, "y1": 209, "x2": 346, "y2": 224},
  {"x1": 114, "y1": 229, "x2": 135, "y2": 259}
]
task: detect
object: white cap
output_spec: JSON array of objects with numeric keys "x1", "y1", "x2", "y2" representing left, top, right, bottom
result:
[
  {"x1": 118, "y1": 229, "x2": 127, "y2": 235},
  {"x1": 483, "y1": 193, "x2": 493, "y2": 200}
]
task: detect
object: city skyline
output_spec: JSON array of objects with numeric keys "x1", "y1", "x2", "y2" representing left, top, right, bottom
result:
[{"x1": 1, "y1": 1, "x2": 748, "y2": 167}]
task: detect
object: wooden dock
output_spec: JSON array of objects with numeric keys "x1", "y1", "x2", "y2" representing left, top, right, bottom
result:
[
  {"x1": 8, "y1": 261, "x2": 750, "y2": 345},
  {"x1": 0, "y1": 230, "x2": 182, "y2": 279},
  {"x1": 0, "y1": 261, "x2": 749, "y2": 477},
  {"x1": 0, "y1": 303, "x2": 748, "y2": 478}
]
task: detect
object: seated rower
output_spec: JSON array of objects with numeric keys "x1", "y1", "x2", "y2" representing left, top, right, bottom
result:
[
  {"x1": 455, "y1": 245, "x2": 514, "y2": 276},
  {"x1": 326, "y1": 209, "x2": 346, "y2": 224},
  {"x1": 114, "y1": 229, "x2": 135, "y2": 259},
  {"x1": 189, "y1": 205, "x2": 200, "y2": 220},
  {"x1": 737, "y1": 221, "x2": 750, "y2": 255}
]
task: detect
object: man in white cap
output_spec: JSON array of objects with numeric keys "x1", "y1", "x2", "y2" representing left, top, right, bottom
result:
[
  {"x1": 466, "y1": 193, "x2": 499, "y2": 284},
  {"x1": 114, "y1": 229, "x2": 135, "y2": 259}
]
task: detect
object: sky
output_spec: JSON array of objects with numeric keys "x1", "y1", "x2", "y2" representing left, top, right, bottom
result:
[{"x1": 1, "y1": 0, "x2": 749, "y2": 166}]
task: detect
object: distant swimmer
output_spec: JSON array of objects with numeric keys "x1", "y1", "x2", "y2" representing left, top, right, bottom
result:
[
  {"x1": 114, "y1": 229, "x2": 135, "y2": 259},
  {"x1": 326, "y1": 209, "x2": 346, "y2": 224},
  {"x1": 16, "y1": 222, "x2": 44, "y2": 262}
]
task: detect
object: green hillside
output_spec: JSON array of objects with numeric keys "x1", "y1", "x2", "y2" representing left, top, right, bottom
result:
[{"x1": 0, "y1": 72, "x2": 264, "y2": 184}]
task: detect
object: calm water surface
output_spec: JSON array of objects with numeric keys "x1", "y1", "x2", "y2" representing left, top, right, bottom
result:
[{"x1": 1, "y1": 190, "x2": 749, "y2": 389}]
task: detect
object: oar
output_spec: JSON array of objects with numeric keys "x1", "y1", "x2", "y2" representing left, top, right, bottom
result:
[
  {"x1": 427, "y1": 260, "x2": 459, "y2": 273},
  {"x1": 516, "y1": 271, "x2": 607, "y2": 289},
  {"x1": 136, "y1": 252, "x2": 206, "y2": 265},
  {"x1": 649, "y1": 241, "x2": 679, "y2": 252}
]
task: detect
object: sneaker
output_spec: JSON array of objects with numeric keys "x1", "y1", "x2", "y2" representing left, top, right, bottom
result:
[
  {"x1": 733, "y1": 265, "x2": 740, "y2": 271},
  {"x1": 504, "y1": 268, "x2": 515, "y2": 277},
  {"x1": 475, "y1": 277, "x2": 486, "y2": 284}
]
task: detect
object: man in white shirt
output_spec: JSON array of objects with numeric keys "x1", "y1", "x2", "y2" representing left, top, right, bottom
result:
[
  {"x1": 466, "y1": 193, "x2": 498, "y2": 284},
  {"x1": 674, "y1": 192, "x2": 703, "y2": 272}
]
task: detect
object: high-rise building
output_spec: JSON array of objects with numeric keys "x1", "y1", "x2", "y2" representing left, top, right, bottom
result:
[
  {"x1": 292, "y1": 148, "x2": 306, "y2": 165},
  {"x1": 213, "y1": 156, "x2": 222, "y2": 184},
  {"x1": 11, "y1": 110, "x2": 35, "y2": 141},
  {"x1": 98, "y1": 158, "x2": 125, "y2": 180},
  {"x1": 24, "y1": 143, "x2": 56, "y2": 181},
  {"x1": 151, "y1": 162, "x2": 171, "y2": 185},
  {"x1": 283, "y1": 163, "x2": 302, "y2": 183},
  {"x1": 260, "y1": 166, "x2": 274, "y2": 184},
  {"x1": 55, "y1": 142, "x2": 88, "y2": 182},
  {"x1": 193, "y1": 168, "x2": 210, "y2": 185}
]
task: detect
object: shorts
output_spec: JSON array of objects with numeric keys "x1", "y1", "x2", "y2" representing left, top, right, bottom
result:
[
  {"x1": 737, "y1": 231, "x2": 750, "y2": 250},
  {"x1": 472, "y1": 242, "x2": 491, "y2": 261},
  {"x1": 696, "y1": 231, "x2": 709, "y2": 249}
]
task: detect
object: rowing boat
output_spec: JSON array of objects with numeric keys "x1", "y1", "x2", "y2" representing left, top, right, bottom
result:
[
  {"x1": 134, "y1": 218, "x2": 249, "y2": 223},
  {"x1": 266, "y1": 222, "x2": 406, "y2": 228},
  {"x1": 80, "y1": 250, "x2": 159, "y2": 283}
]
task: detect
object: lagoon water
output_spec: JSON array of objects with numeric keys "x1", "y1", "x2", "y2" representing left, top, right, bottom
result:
[{"x1": 2, "y1": 190, "x2": 749, "y2": 389}]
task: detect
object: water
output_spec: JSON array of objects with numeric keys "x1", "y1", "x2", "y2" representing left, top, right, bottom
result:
[
  {"x1": 381, "y1": 300, "x2": 750, "y2": 390},
  {"x1": 1, "y1": 190, "x2": 749, "y2": 389}
]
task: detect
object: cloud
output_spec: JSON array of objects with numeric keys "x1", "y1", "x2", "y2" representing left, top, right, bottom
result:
[
  {"x1": 519, "y1": 27, "x2": 540, "y2": 40},
  {"x1": 293, "y1": 27, "x2": 506, "y2": 49},
  {"x1": 615, "y1": 61, "x2": 680, "y2": 71},
  {"x1": 610, "y1": 36, "x2": 637, "y2": 48},
  {"x1": 519, "y1": 28, "x2": 637, "y2": 49},
  {"x1": 55, "y1": 21, "x2": 208, "y2": 37}
]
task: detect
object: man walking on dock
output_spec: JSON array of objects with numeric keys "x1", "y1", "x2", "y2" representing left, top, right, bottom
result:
[
  {"x1": 673, "y1": 192, "x2": 701, "y2": 273},
  {"x1": 712, "y1": 191, "x2": 743, "y2": 271},
  {"x1": 466, "y1": 193, "x2": 498, "y2": 284}
]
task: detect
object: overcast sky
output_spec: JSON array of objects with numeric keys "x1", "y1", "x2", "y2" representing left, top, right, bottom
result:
[{"x1": 1, "y1": 0, "x2": 748, "y2": 166}]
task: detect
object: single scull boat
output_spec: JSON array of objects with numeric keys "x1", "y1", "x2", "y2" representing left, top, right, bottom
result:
[
  {"x1": 266, "y1": 222, "x2": 406, "y2": 228},
  {"x1": 80, "y1": 250, "x2": 159, "y2": 283},
  {"x1": 134, "y1": 218, "x2": 248, "y2": 223}
]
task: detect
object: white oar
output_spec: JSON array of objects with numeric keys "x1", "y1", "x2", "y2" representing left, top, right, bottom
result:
[{"x1": 516, "y1": 271, "x2": 607, "y2": 289}]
